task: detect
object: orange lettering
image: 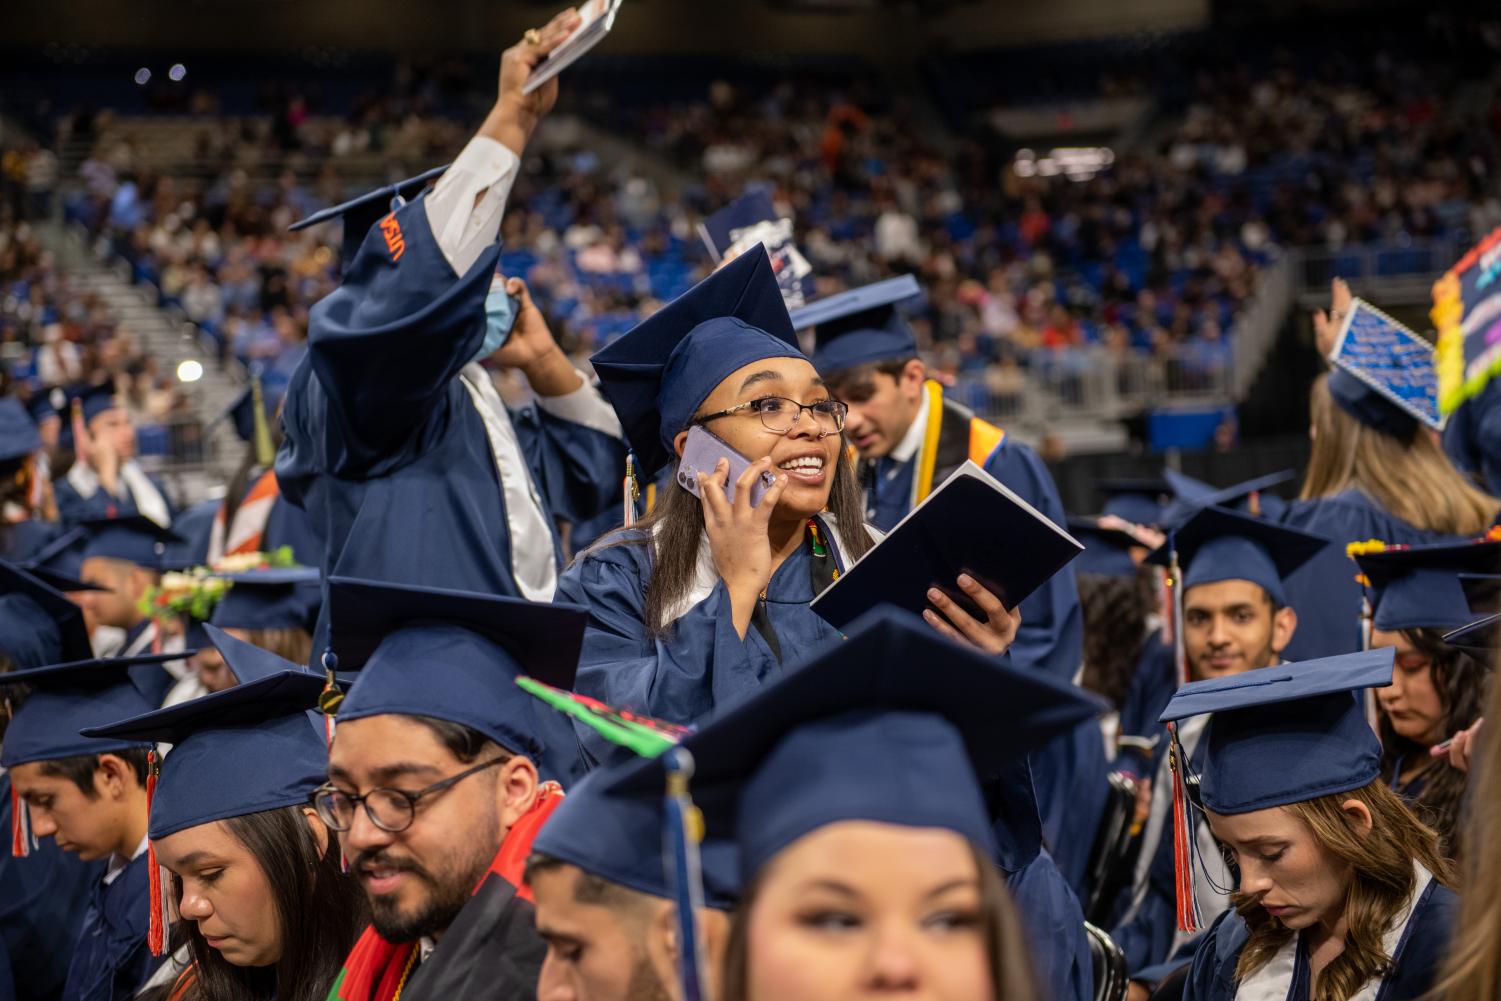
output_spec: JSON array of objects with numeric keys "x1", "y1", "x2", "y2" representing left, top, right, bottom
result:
[{"x1": 380, "y1": 213, "x2": 405, "y2": 262}]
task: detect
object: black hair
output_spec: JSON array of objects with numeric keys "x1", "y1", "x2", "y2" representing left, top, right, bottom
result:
[
  {"x1": 524, "y1": 852, "x2": 648, "y2": 910},
  {"x1": 409, "y1": 715, "x2": 509, "y2": 764},
  {"x1": 38, "y1": 747, "x2": 151, "y2": 794},
  {"x1": 1078, "y1": 568, "x2": 1155, "y2": 708}
]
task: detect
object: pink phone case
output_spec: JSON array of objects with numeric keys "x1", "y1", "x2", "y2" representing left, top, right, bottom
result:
[{"x1": 677, "y1": 425, "x2": 775, "y2": 507}]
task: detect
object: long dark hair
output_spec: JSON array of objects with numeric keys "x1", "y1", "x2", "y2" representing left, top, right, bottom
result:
[
  {"x1": 172, "y1": 806, "x2": 368, "y2": 1001},
  {"x1": 593, "y1": 438, "x2": 874, "y2": 635},
  {"x1": 720, "y1": 839, "x2": 1036, "y2": 1001},
  {"x1": 1078, "y1": 568, "x2": 1155, "y2": 708},
  {"x1": 1377, "y1": 628, "x2": 1489, "y2": 860}
]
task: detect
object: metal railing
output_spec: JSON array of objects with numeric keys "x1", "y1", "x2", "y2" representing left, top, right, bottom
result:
[{"x1": 1293, "y1": 236, "x2": 1467, "y2": 307}]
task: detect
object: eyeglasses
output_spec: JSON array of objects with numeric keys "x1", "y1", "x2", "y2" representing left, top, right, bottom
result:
[
  {"x1": 310, "y1": 757, "x2": 508, "y2": 834},
  {"x1": 696, "y1": 397, "x2": 848, "y2": 435}
]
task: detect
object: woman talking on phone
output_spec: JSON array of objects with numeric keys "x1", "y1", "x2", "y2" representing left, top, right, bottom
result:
[{"x1": 558, "y1": 250, "x2": 1020, "y2": 765}]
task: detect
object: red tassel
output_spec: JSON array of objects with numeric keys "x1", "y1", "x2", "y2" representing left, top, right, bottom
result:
[
  {"x1": 146, "y1": 751, "x2": 166, "y2": 955},
  {"x1": 10, "y1": 781, "x2": 30, "y2": 858},
  {"x1": 1168, "y1": 724, "x2": 1200, "y2": 933}
]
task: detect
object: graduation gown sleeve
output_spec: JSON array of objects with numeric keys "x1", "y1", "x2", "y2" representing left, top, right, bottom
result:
[
  {"x1": 511, "y1": 394, "x2": 626, "y2": 530},
  {"x1": 1115, "y1": 636, "x2": 1175, "y2": 777},
  {"x1": 1006, "y1": 850, "x2": 1095, "y2": 1001},
  {"x1": 555, "y1": 539, "x2": 786, "y2": 766}
]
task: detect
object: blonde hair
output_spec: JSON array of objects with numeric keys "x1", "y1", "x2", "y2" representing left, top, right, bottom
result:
[
  {"x1": 1433, "y1": 658, "x2": 1501, "y2": 1001},
  {"x1": 1232, "y1": 781, "x2": 1453, "y2": 1001},
  {"x1": 239, "y1": 627, "x2": 313, "y2": 667},
  {"x1": 1300, "y1": 374, "x2": 1500, "y2": 535}
]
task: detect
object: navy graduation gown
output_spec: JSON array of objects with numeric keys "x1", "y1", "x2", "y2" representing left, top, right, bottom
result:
[
  {"x1": 1007, "y1": 849, "x2": 1095, "y2": 1001},
  {"x1": 1116, "y1": 635, "x2": 1176, "y2": 777},
  {"x1": 276, "y1": 191, "x2": 623, "y2": 637},
  {"x1": 0, "y1": 774, "x2": 103, "y2": 1001},
  {"x1": 54, "y1": 471, "x2": 174, "y2": 528},
  {"x1": 1277, "y1": 491, "x2": 1445, "y2": 660},
  {"x1": 62, "y1": 853, "x2": 157, "y2": 1001},
  {"x1": 555, "y1": 515, "x2": 856, "y2": 767},
  {"x1": 168, "y1": 499, "x2": 220, "y2": 565},
  {"x1": 1180, "y1": 876, "x2": 1456, "y2": 1000}
]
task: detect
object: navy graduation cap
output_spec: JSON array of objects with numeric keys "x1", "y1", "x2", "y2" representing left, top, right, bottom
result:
[
  {"x1": 0, "y1": 397, "x2": 41, "y2": 463},
  {"x1": 325, "y1": 577, "x2": 589, "y2": 783},
  {"x1": 25, "y1": 388, "x2": 59, "y2": 426},
  {"x1": 789, "y1": 274, "x2": 923, "y2": 375},
  {"x1": 1096, "y1": 477, "x2": 1172, "y2": 527},
  {"x1": 607, "y1": 606, "x2": 1102, "y2": 882},
  {"x1": 289, "y1": 165, "x2": 448, "y2": 272},
  {"x1": 1355, "y1": 539, "x2": 1501, "y2": 633},
  {"x1": 1146, "y1": 505, "x2": 1328, "y2": 606},
  {"x1": 590, "y1": 247, "x2": 804, "y2": 479},
  {"x1": 0, "y1": 653, "x2": 182, "y2": 767},
  {"x1": 82, "y1": 669, "x2": 328, "y2": 840},
  {"x1": 1066, "y1": 515, "x2": 1141, "y2": 578},
  {"x1": 1443, "y1": 612, "x2": 1501, "y2": 658},
  {"x1": 73, "y1": 383, "x2": 125, "y2": 425},
  {"x1": 79, "y1": 515, "x2": 184, "y2": 570},
  {"x1": 0, "y1": 559, "x2": 92, "y2": 670},
  {"x1": 531, "y1": 768, "x2": 740, "y2": 909},
  {"x1": 1458, "y1": 572, "x2": 1501, "y2": 616},
  {"x1": 1159, "y1": 468, "x2": 1295, "y2": 528},
  {"x1": 220, "y1": 376, "x2": 283, "y2": 445},
  {"x1": 209, "y1": 566, "x2": 321, "y2": 634},
  {"x1": 22, "y1": 526, "x2": 90, "y2": 579}
]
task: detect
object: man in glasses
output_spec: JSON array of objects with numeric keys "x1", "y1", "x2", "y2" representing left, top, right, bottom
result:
[{"x1": 314, "y1": 577, "x2": 588, "y2": 1001}]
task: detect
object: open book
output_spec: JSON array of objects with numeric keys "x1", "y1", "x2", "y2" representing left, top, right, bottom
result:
[
  {"x1": 810, "y1": 461, "x2": 1083, "y2": 632},
  {"x1": 523, "y1": 0, "x2": 626, "y2": 95}
]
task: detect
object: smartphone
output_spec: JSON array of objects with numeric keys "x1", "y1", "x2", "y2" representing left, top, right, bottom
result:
[{"x1": 677, "y1": 425, "x2": 775, "y2": 507}]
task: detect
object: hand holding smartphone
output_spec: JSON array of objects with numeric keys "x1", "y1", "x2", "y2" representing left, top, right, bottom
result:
[{"x1": 677, "y1": 425, "x2": 775, "y2": 507}]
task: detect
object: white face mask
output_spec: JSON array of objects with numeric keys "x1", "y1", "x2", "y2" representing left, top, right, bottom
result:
[{"x1": 476, "y1": 276, "x2": 518, "y2": 361}]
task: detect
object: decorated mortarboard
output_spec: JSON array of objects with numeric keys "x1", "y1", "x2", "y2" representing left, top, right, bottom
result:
[
  {"x1": 1096, "y1": 477, "x2": 1172, "y2": 528},
  {"x1": 1433, "y1": 226, "x2": 1501, "y2": 418},
  {"x1": 698, "y1": 189, "x2": 815, "y2": 311},
  {"x1": 0, "y1": 559, "x2": 92, "y2": 669},
  {"x1": 590, "y1": 247, "x2": 803, "y2": 479},
  {"x1": 1066, "y1": 515, "x2": 1141, "y2": 578},
  {"x1": 1159, "y1": 469, "x2": 1295, "y2": 528},
  {"x1": 289, "y1": 164, "x2": 448, "y2": 272},
  {"x1": 1458, "y1": 573, "x2": 1501, "y2": 615},
  {"x1": 325, "y1": 577, "x2": 588, "y2": 783},
  {"x1": 1328, "y1": 299, "x2": 1444, "y2": 437},
  {"x1": 1156, "y1": 647, "x2": 1395, "y2": 931},
  {"x1": 789, "y1": 274, "x2": 924, "y2": 375},
  {"x1": 0, "y1": 398, "x2": 42, "y2": 464},
  {"x1": 80, "y1": 516, "x2": 183, "y2": 571},
  {"x1": 73, "y1": 382, "x2": 126, "y2": 425},
  {"x1": 1443, "y1": 612, "x2": 1501, "y2": 658},
  {"x1": 1354, "y1": 538, "x2": 1501, "y2": 633},
  {"x1": 607, "y1": 606, "x2": 1103, "y2": 883},
  {"x1": 0, "y1": 652, "x2": 184, "y2": 767},
  {"x1": 1146, "y1": 506, "x2": 1328, "y2": 606},
  {"x1": 209, "y1": 566, "x2": 321, "y2": 634}
]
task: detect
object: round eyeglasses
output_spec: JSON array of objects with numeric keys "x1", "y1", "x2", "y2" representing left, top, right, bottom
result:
[
  {"x1": 310, "y1": 756, "x2": 507, "y2": 834},
  {"x1": 696, "y1": 397, "x2": 848, "y2": 435}
]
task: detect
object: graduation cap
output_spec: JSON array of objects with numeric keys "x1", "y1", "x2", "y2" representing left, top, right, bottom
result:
[
  {"x1": 1327, "y1": 299, "x2": 1443, "y2": 437},
  {"x1": 532, "y1": 768, "x2": 740, "y2": 909},
  {"x1": 0, "y1": 653, "x2": 182, "y2": 767},
  {"x1": 607, "y1": 606, "x2": 1102, "y2": 883},
  {"x1": 1146, "y1": 506, "x2": 1328, "y2": 607},
  {"x1": 1066, "y1": 515, "x2": 1140, "y2": 578},
  {"x1": 0, "y1": 398, "x2": 42, "y2": 464},
  {"x1": 0, "y1": 559, "x2": 92, "y2": 669},
  {"x1": 1156, "y1": 647, "x2": 1394, "y2": 931},
  {"x1": 1159, "y1": 469, "x2": 1295, "y2": 528},
  {"x1": 590, "y1": 247, "x2": 804, "y2": 479},
  {"x1": 788, "y1": 275, "x2": 923, "y2": 375},
  {"x1": 73, "y1": 383, "x2": 126, "y2": 425},
  {"x1": 1354, "y1": 540, "x2": 1501, "y2": 633},
  {"x1": 1443, "y1": 612, "x2": 1501, "y2": 659},
  {"x1": 17, "y1": 563, "x2": 109, "y2": 595},
  {"x1": 79, "y1": 516, "x2": 183, "y2": 571},
  {"x1": 288, "y1": 165, "x2": 448, "y2": 272},
  {"x1": 1459, "y1": 573, "x2": 1501, "y2": 615},
  {"x1": 209, "y1": 567, "x2": 321, "y2": 634},
  {"x1": 325, "y1": 577, "x2": 589, "y2": 782},
  {"x1": 24, "y1": 388, "x2": 60, "y2": 426},
  {"x1": 1096, "y1": 477, "x2": 1172, "y2": 527},
  {"x1": 219, "y1": 372, "x2": 281, "y2": 466}
]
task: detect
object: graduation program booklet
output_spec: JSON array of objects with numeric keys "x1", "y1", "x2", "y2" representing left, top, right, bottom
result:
[
  {"x1": 810, "y1": 461, "x2": 1083, "y2": 631},
  {"x1": 523, "y1": 0, "x2": 625, "y2": 95}
]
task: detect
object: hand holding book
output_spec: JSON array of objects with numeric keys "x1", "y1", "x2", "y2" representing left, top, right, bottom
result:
[{"x1": 923, "y1": 573, "x2": 1022, "y2": 655}]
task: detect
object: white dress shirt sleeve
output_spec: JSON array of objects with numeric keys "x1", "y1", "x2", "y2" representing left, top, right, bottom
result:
[{"x1": 423, "y1": 135, "x2": 521, "y2": 276}]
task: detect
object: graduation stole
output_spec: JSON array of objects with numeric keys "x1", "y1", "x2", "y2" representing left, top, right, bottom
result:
[
  {"x1": 325, "y1": 785, "x2": 564, "y2": 1001},
  {"x1": 208, "y1": 469, "x2": 282, "y2": 561},
  {"x1": 910, "y1": 380, "x2": 1006, "y2": 507}
]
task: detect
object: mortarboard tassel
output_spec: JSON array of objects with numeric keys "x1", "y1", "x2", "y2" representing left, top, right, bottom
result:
[
  {"x1": 146, "y1": 750, "x2": 168, "y2": 955},
  {"x1": 316, "y1": 648, "x2": 348, "y2": 873},
  {"x1": 622, "y1": 453, "x2": 640, "y2": 529},
  {"x1": 10, "y1": 780, "x2": 33, "y2": 858},
  {"x1": 1168, "y1": 533, "x2": 1187, "y2": 687},
  {"x1": 250, "y1": 374, "x2": 275, "y2": 468},
  {"x1": 1167, "y1": 724, "x2": 1203, "y2": 934},
  {"x1": 663, "y1": 748, "x2": 709, "y2": 1001}
]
